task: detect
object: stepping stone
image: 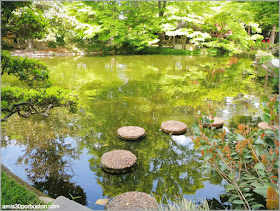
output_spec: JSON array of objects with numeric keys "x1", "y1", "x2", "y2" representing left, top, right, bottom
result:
[
  {"x1": 204, "y1": 117, "x2": 224, "y2": 129},
  {"x1": 258, "y1": 122, "x2": 279, "y2": 130},
  {"x1": 161, "y1": 120, "x2": 187, "y2": 135},
  {"x1": 106, "y1": 191, "x2": 158, "y2": 210},
  {"x1": 101, "y1": 150, "x2": 137, "y2": 174},
  {"x1": 117, "y1": 126, "x2": 146, "y2": 141}
]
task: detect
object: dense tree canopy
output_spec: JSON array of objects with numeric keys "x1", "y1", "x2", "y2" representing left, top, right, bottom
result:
[{"x1": 1, "y1": 1, "x2": 279, "y2": 52}]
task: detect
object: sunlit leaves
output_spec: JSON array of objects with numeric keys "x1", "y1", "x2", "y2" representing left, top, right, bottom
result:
[{"x1": 1, "y1": 50, "x2": 50, "y2": 87}]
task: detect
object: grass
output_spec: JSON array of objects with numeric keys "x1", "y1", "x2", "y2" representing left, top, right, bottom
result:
[
  {"x1": 154, "y1": 195, "x2": 210, "y2": 211},
  {"x1": 1, "y1": 171, "x2": 42, "y2": 206}
]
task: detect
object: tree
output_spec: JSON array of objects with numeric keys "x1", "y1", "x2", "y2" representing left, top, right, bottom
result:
[
  {"x1": 4, "y1": 2, "x2": 48, "y2": 51},
  {"x1": 158, "y1": 0, "x2": 167, "y2": 48},
  {"x1": 1, "y1": 51, "x2": 78, "y2": 121},
  {"x1": 1, "y1": 1, "x2": 31, "y2": 38},
  {"x1": 248, "y1": 1, "x2": 279, "y2": 44}
]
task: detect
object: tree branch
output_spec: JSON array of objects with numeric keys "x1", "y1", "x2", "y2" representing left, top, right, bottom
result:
[{"x1": 1, "y1": 102, "x2": 53, "y2": 121}]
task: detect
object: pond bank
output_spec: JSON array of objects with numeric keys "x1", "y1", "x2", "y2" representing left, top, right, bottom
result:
[
  {"x1": 1, "y1": 164, "x2": 54, "y2": 204},
  {"x1": 8, "y1": 49, "x2": 114, "y2": 58}
]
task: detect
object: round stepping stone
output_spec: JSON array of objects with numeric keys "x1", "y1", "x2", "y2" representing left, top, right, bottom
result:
[
  {"x1": 117, "y1": 126, "x2": 146, "y2": 141},
  {"x1": 101, "y1": 150, "x2": 137, "y2": 174},
  {"x1": 161, "y1": 120, "x2": 187, "y2": 135},
  {"x1": 210, "y1": 117, "x2": 224, "y2": 128},
  {"x1": 204, "y1": 117, "x2": 224, "y2": 129},
  {"x1": 258, "y1": 122, "x2": 279, "y2": 130},
  {"x1": 106, "y1": 191, "x2": 158, "y2": 210}
]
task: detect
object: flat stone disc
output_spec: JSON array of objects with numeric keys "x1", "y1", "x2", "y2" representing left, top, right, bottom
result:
[
  {"x1": 161, "y1": 120, "x2": 187, "y2": 135},
  {"x1": 258, "y1": 122, "x2": 279, "y2": 130},
  {"x1": 106, "y1": 191, "x2": 158, "y2": 210},
  {"x1": 211, "y1": 117, "x2": 224, "y2": 128},
  {"x1": 101, "y1": 150, "x2": 137, "y2": 174},
  {"x1": 117, "y1": 126, "x2": 146, "y2": 140},
  {"x1": 203, "y1": 117, "x2": 224, "y2": 128}
]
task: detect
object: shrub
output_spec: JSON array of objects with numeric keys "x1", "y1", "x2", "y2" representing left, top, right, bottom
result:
[{"x1": 192, "y1": 95, "x2": 279, "y2": 210}]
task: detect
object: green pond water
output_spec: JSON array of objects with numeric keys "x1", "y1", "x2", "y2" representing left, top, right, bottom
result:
[{"x1": 1, "y1": 55, "x2": 274, "y2": 209}]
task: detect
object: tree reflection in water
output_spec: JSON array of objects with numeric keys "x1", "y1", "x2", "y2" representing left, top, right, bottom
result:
[
  {"x1": 82, "y1": 121, "x2": 206, "y2": 202},
  {"x1": 2, "y1": 112, "x2": 88, "y2": 205}
]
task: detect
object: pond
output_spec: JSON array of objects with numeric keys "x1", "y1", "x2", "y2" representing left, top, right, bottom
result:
[{"x1": 1, "y1": 55, "x2": 274, "y2": 210}]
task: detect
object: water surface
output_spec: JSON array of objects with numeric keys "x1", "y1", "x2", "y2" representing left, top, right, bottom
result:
[{"x1": 1, "y1": 55, "x2": 273, "y2": 209}]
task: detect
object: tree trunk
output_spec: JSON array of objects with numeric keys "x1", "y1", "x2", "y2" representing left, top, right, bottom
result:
[
  {"x1": 182, "y1": 36, "x2": 187, "y2": 50},
  {"x1": 173, "y1": 36, "x2": 175, "y2": 48},
  {"x1": 158, "y1": 0, "x2": 167, "y2": 48},
  {"x1": 26, "y1": 38, "x2": 34, "y2": 52},
  {"x1": 269, "y1": 25, "x2": 276, "y2": 44},
  {"x1": 247, "y1": 25, "x2": 250, "y2": 36},
  {"x1": 109, "y1": 0, "x2": 116, "y2": 51}
]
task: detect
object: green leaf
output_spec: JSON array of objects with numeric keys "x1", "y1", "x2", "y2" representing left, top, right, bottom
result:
[
  {"x1": 253, "y1": 188, "x2": 268, "y2": 198},
  {"x1": 243, "y1": 193, "x2": 253, "y2": 197},
  {"x1": 254, "y1": 137, "x2": 264, "y2": 145},
  {"x1": 225, "y1": 184, "x2": 236, "y2": 192},
  {"x1": 254, "y1": 145, "x2": 261, "y2": 157},
  {"x1": 239, "y1": 182, "x2": 250, "y2": 188},
  {"x1": 232, "y1": 200, "x2": 245, "y2": 204},
  {"x1": 228, "y1": 195, "x2": 239, "y2": 202},
  {"x1": 254, "y1": 163, "x2": 265, "y2": 170},
  {"x1": 251, "y1": 204, "x2": 264, "y2": 210},
  {"x1": 204, "y1": 154, "x2": 211, "y2": 161},
  {"x1": 251, "y1": 182, "x2": 263, "y2": 188},
  {"x1": 235, "y1": 133, "x2": 245, "y2": 141},
  {"x1": 261, "y1": 113, "x2": 270, "y2": 124}
]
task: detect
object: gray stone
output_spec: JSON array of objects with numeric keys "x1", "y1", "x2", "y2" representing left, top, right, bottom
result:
[
  {"x1": 117, "y1": 126, "x2": 146, "y2": 140},
  {"x1": 161, "y1": 120, "x2": 187, "y2": 135},
  {"x1": 101, "y1": 150, "x2": 137, "y2": 174},
  {"x1": 48, "y1": 196, "x2": 92, "y2": 211},
  {"x1": 106, "y1": 191, "x2": 158, "y2": 210},
  {"x1": 270, "y1": 58, "x2": 279, "y2": 68},
  {"x1": 258, "y1": 122, "x2": 279, "y2": 130}
]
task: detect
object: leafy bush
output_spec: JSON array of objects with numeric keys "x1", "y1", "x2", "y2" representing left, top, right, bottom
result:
[
  {"x1": 1, "y1": 50, "x2": 78, "y2": 121},
  {"x1": 47, "y1": 41, "x2": 57, "y2": 48},
  {"x1": 137, "y1": 47, "x2": 201, "y2": 55},
  {"x1": 192, "y1": 95, "x2": 279, "y2": 210},
  {"x1": 1, "y1": 50, "x2": 51, "y2": 87}
]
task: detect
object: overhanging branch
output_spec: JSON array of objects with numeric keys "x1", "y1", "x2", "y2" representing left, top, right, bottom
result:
[{"x1": 1, "y1": 102, "x2": 53, "y2": 122}]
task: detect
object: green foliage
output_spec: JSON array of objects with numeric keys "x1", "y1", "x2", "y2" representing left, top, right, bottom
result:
[
  {"x1": 134, "y1": 47, "x2": 200, "y2": 55},
  {"x1": 254, "y1": 50, "x2": 279, "y2": 93},
  {"x1": 1, "y1": 50, "x2": 51, "y2": 87},
  {"x1": 2, "y1": 86, "x2": 78, "y2": 114},
  {"x1": 192, "y1": 95, "x2": 279, "y2": 210},
  {"x1": 1, "y1": 1, "x2": 31, "y2": 37},
  {"x1": 8, "y1": 4, "x2": 48, "y2": 40},
  {"x1": 1, "y1": 171, "x2": 42, "y2": 205},
  {"x1": 1, "y1": 51, "x2": 78, "y2": 121},
  {"x1": 2, "y1": 1, "x2": 279, "y2": 54}
]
